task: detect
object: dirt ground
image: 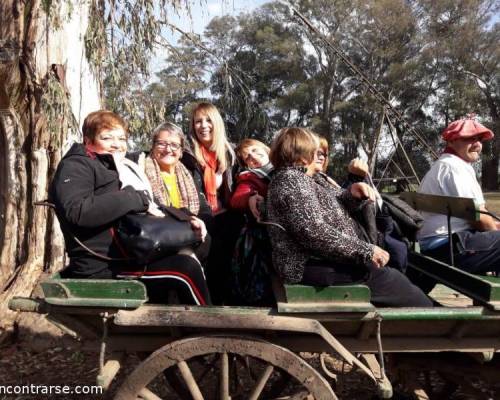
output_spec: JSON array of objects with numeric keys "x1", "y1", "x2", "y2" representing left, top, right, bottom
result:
[
  {"x1": 484, "y1": 192, "x2": 500, "y2": 215},
  {"x1": 1, "y1": 321, "x2": 500, "y2": 400}
]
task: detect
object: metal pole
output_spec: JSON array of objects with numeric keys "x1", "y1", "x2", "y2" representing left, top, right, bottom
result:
[{"x1": 447, "y1": 209, "x2": 454, "y2": 267}]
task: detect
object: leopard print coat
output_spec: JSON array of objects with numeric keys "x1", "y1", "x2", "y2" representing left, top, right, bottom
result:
[{"x1": 266, "y1": 167, "x2": 374, "y2": 283}]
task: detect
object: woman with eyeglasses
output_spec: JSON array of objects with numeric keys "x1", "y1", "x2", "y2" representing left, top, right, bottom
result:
[
  {"x1": 143, "y1": 122, "x2": 212, "y2": 221},
  {"x1": 266, "y1": 127, "x2": 432, "y2": 307},
  {"x1": 137, "y1": 122, "x2": 212, "y2": 261},
  {"x1": 50, "y1": 111, "x2": 211, "y2": 306}
]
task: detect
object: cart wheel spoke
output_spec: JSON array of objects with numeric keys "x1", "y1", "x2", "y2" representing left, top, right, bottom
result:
[
  {"x1": 138, "y1": 387, "x2": 163, "y2": 400},
  {"x1": 272, "y1": 392, "x2": 312, "y2": 400},
  {"x1": 249, "y1": 364, "x2": 274, "y2": 400},
  {"x1": 177, "y1": 360, "x2": 205, "y2": 400},
  {"x1": 115, "y1": 336, "x2": 337, "y2": 400},
  {"x1": 220, "y1": 352, "x2": 229, "y2": 400}
]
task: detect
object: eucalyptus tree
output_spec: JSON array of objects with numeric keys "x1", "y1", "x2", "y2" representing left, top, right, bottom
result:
[{"x1": 0, "y1": 0, "x2": 203, "y2": 328}]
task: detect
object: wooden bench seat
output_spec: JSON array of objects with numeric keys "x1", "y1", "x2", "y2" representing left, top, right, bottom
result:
[
  {"x1": 400, "y1": 192, "x2": 500, "y2": 311},
  {"x1": 273, "y1": 278, "x2": 374, "y2": 313},
  {"x1": 40, "y1": 274, "x2": 148, "y2": 308}
]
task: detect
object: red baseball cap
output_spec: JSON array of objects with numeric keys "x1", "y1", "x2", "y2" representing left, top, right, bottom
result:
[{"x1": 442, "y1": 118, "x2": 494, "y2": 142}]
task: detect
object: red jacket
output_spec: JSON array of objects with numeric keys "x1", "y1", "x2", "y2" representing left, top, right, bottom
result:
[{"x1": 230, "y1": 171, "x2": 269, "y2": 211}]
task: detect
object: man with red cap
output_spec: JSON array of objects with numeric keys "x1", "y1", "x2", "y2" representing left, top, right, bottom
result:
[{"x1": 416, "y1": 117, "x2": 499, "y2": 278}]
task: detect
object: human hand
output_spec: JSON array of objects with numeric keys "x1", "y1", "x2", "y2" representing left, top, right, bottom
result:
[
  {"x1": 248, "y1": 194, "x2": 265, "y2": 220},
  {"x1": 190, "y1": 216, "x2": 207, "y2": 242},
  {"x1": 371, "y1": 246, "x2": 390, "y2": 268},
  {"x1": 350, "y1": 182, "x2": 376, "y2": 202},
  {"x1": 348, "y1": 158, "x2": 369, "y2": 177}
]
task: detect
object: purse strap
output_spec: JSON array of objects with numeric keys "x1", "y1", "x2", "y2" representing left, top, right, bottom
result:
[{"x1": 35, "y1": 201, "x2": 130, "y2": 262}]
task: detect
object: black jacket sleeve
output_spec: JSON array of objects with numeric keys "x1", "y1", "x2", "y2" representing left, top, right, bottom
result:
[{"x1": 51, "y1": 156, "x2": 148, "y2": 228}]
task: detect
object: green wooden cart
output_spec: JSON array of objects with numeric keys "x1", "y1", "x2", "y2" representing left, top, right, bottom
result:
[{"x1": 8, "y1": 193, "x2": 500, "y2": 399}]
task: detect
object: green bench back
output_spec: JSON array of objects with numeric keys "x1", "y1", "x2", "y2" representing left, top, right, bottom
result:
[
  {"x1": 400, "y1": 192, "x2": 480, "y2": 221},
  {"x1": 400, "y1": 192, "x2": 500, "y2": 311}
]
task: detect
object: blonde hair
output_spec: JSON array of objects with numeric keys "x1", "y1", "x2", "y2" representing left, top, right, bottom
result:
[
  {"x1": 318, "y1": 136, "x2": 329, "y2": 172},
  {"x1": 189, "y1": 102, "x2": 235, "y2": 173},
  {"x1": 270, "y1": 127, "x2": 318, "y2": 169},
  {"x1": 235, "y1": 138, "x2": 270, "y2": 166}
]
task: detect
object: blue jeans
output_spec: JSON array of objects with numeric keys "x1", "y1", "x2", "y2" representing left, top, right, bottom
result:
[{"x1": 423, "y1": 230, "x2": 500, "y2": 274}]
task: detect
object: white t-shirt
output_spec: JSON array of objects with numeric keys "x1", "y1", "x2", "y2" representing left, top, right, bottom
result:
[{"x1": 417, "y1": 153, "x2": 484, "y2": 242}]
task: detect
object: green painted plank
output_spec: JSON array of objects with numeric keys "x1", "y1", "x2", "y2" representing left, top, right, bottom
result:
[
  {"x1": 41, "y1": 279, "x2": 147, "y2": 306},
  {"x1": 480, "y1": 276, "x2": 500, "y2": 285},
  {"x1": 377, "y1": 307, "x2": 500, "y2": 320},
  {"x1": 400, "y1": 192, "x2": 481, "y2": 221},
  {"x1": 408, "y1": 252, "x2": 500, "y2": 305},
  {"x1": 277, "y1": 301, "x2": 373, "y2": 313},
  {"x1": 43, "y1": 297, "x2": 145, "y2": 308},
  {"x1": 283, "y1": 284, "x2": 371, "y2": 303}
]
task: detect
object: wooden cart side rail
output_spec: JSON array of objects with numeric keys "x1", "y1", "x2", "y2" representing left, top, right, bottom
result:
[
  {"x1": 408, "y1": 252, "x2": 500, "y2": 310},
  {"x1": 114, "y1": 305, "x2": 379, "y2": 385}
]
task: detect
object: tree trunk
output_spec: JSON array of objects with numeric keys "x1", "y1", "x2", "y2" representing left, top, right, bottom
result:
[
  {"x1": 0, "y1": 0, "x2": 100, "y2": 329},
  {"x1": 481, "y1": 138, "x2": 499, "y2": 191},
  {"x1": 480, "y1": 97, "x2": 499, "y2": 190}
]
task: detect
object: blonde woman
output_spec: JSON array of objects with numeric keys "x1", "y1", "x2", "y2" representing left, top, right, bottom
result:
[
  {"x1": 182, "y1": 102, "x2": 236, "y2": 213},
  {"x1": 182, "y1": 102, "x2": 243, "y2": 304}
]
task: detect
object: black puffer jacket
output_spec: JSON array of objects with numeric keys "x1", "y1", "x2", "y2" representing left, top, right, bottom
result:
[{"x1": 49, "y1": 143, "x2": 149, "y2": 278}]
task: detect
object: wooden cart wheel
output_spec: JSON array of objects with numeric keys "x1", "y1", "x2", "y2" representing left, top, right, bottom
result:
[{"x1": 114, "y1": 335, "x2": 337, "y2": 400}]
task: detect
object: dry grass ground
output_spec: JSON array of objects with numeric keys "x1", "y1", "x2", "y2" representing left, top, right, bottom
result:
[{"x1": 484, "y1": 192, "x2": 500, "y2": 215}]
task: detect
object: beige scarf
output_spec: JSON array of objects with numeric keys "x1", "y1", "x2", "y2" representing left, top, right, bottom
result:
[{"x1": 144, "y1": 155, "x2": 200, "y2": 215}]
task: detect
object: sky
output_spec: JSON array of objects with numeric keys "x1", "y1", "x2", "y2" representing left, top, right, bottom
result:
[
  {"x1": 151, "y1": 0, "x2": 270, "y2": 76},
  {"x1": 169, "y1": 0, "x2": 270, "y2": 35}
]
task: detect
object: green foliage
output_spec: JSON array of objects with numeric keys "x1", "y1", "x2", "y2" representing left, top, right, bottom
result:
[
  {"x1": 78, "y1": 0, "x2": 498, "y2": 186},
  {"x1": 40, "y1": 72, "x2": 79, "y2": 149},
  {"x1": 41, "y1": 0, "x2": 74, "y2": 29}
]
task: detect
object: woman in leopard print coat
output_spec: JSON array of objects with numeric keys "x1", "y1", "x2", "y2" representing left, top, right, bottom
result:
[{"x1": 266, "y1": 128, "x2": 432, "y2": 307}]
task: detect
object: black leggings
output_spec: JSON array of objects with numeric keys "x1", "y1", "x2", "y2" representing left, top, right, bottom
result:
[
  {"x1": 117, "y1": 254, "x2": 211, "y2": 305},
  {"x1": 301, "y1": 260, "x2": 433, "y2": 307}
]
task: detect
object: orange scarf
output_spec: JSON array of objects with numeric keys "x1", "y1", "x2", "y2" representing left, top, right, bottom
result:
[{"x1": 201, "y1": 146, "x2": 219, "y2": 212}]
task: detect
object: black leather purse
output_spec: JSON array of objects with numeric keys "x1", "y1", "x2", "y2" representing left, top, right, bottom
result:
[{"x1": 116, "y1": 207, "x2": 201, "y2": 265}]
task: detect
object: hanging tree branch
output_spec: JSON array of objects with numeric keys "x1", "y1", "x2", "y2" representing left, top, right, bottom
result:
[{"x1": 278, "y1": 0, "x2": 439, "y2": 160}]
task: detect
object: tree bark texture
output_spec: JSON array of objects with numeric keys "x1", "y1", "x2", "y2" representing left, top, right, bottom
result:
[{"x1": 0, "y1": 0, "x2": 100, "y2": 328}]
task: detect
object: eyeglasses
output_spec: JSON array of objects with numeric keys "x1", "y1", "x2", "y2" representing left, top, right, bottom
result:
[
  {"x1": 154, "y1": 141, "x2": 181, "y2": 151},
  {"x1": 316, "y1": 150, "x2": 327, "y2": 158}
]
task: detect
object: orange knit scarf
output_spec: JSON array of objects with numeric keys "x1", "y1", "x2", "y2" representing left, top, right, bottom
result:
[{"x1": 201, "y1": 146, "x2": 219, "y2": 212}]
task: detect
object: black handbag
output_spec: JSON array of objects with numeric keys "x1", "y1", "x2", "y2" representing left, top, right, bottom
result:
[{"x1": 116, "y1": 207, "x2": 201, "y2": 265}]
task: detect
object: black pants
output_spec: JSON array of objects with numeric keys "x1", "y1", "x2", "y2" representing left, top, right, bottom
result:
[
  {"x1": 117, "y1": 254, "x2": 211, "y2": 305},
  {"x1": 205, "y1": 210, "x2": 245, "y2": 304},
  {"x1": 300, "y1": 260, "x2": 433, "y2": 307}
]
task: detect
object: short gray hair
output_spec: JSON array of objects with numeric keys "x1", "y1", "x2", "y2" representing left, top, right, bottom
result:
[{"x1": 151, "y1": 122, "x2": 185, "y2": 148}]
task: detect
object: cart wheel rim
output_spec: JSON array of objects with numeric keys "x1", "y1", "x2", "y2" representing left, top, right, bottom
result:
[{"x1": 114, "y1": 335, "x2": 337, "y2": 400}]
